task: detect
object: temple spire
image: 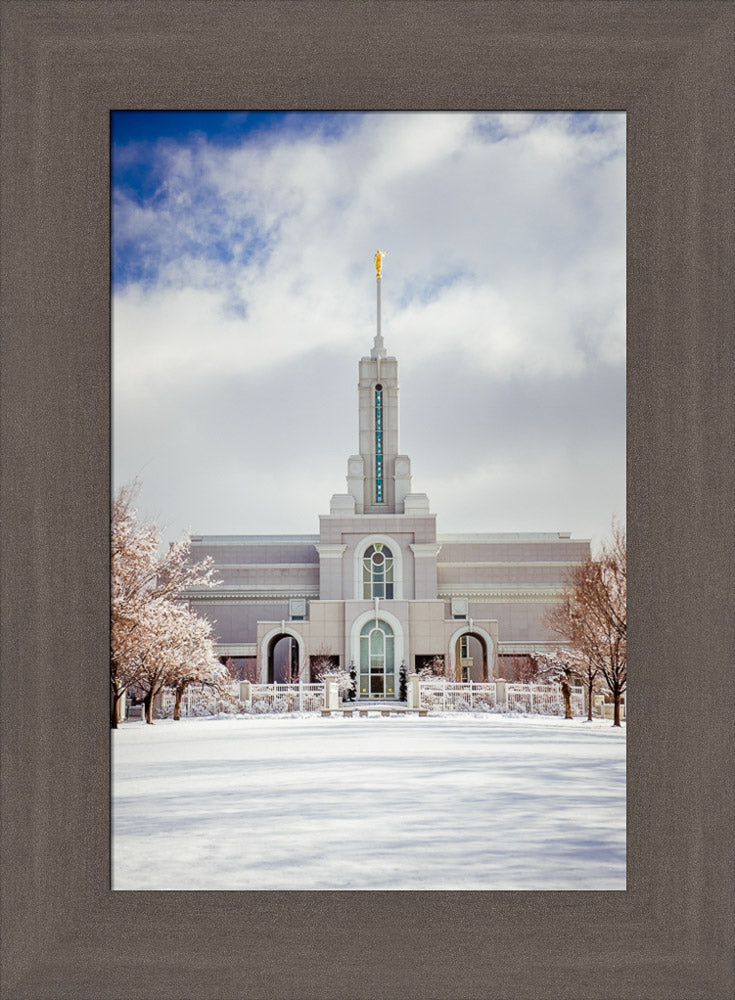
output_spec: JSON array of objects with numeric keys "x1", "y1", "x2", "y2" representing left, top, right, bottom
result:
[{"x1": 372, "y1": 250, "x2": 388, "y2": 359}]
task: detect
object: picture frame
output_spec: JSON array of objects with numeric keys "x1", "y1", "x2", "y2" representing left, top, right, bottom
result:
[{"x1": 2, "y1": 2, "x2": 732, "y2": 997}]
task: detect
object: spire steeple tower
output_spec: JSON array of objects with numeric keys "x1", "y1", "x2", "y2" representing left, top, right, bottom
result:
[
  {"x1": 328, "y1": 254, "x2": 430, "y2": 517},
  {"x1": 371, "y1": 250, "x2": 387, "y2": 359}
]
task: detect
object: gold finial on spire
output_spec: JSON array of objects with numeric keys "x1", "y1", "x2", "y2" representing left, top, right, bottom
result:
[{"x1": 374, "y1": 249, "x2": 388, "y2": 278}]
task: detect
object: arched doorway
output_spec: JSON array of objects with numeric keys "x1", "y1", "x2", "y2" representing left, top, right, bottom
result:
[
  {"x1": 359, "y1": 619, "x2": 396, "y2": 699},
  {"x1": 267, "y1": 634, "x2": 299, "y2": 684},
  {"x1": 449, "y1": 629, "x2": 492, "y2": 682}
]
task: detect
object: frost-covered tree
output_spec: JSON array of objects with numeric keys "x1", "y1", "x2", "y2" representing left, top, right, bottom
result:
[
  {"x1": 417, "y1": 654, "x2": 452, "y2": 682},
  {"x1": 163, "y1": 606, "x2": 231, "y2": 720},
  {"x1": 310, "y1": 645, "x2": 352, "y2": 697},
  {"x1": 127, "y1": 601, "x2": 184, "y2": 724},
  {"x1": 309, "y1": 644, "x2": 338, "y2": 683},
  {"x1": 545, "y1": 519, "x2": 626, "y2": 726},
  {"x1": 111, "y1": 481, "x2": 220, "y2": 726},
  {"x1": 530, "y1": 648, "x2": 585, "y2": 719}
]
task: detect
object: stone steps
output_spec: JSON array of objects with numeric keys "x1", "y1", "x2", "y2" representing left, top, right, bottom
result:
[{"x1": 321, "y1": 705, "x2": 428, "y2": 718}]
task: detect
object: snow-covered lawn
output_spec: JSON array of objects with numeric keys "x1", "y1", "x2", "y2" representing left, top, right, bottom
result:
[{"x1": 112, "y1": 713, "x2": 626, "y2": 891}]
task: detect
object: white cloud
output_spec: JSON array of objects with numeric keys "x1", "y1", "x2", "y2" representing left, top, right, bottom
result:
[{"x1": 113, "y1": 111, "x2": 625, "y2": 543}]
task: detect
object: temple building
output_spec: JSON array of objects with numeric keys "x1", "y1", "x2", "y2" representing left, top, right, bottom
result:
[{"x1": 183, "y1": 253, "x2": 590, "y2": 697}]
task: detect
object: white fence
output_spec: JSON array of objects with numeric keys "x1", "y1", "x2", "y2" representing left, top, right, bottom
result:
[
  {"x1": 158, "y1": 683, "x2": 243, "y2": 718},
  {"x1": 157, "y1": 682, "x2": 325, "y2": 717},
  {"x1": 418, "y1": 679, "x2": 585, "y2": 716},
  {"x1": 249, "y1": 683, "x2": 324, "y2": 713},
  {"x1": 155, "y1": 679, "x2": 584, "y2": 717},
  {"x1": 506, "y1": 682, "x2": 584, "y2": 716},
  {"x1": 418, "y1": 681, "x2": 499, "y2": 712}
]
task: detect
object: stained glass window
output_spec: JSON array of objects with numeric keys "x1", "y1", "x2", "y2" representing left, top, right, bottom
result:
[{"x1": 375, "y1": 384, "x2": 383, "y2": 502}]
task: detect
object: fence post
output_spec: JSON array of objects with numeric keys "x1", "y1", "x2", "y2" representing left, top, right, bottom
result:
[
  {"x1": 407, "y1": 674, "x2": 420, "y2": 709},
  {"x1": 239, "y1": 680, "x2": 252, "y2": 710},
  {"x1": 529, "y1": 685, "x2": 534, "y2": 712},
  {"x1": 323, "y1": 676, "x2": 339, "y2": 710},
  {"x1": 495, "y1": 678, "x2": 507, "y2": 707}
]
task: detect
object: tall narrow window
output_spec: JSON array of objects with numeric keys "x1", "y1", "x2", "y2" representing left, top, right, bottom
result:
[
  {"x1": 362, "y1": 543, "x2": 394, "y2": 599},
  {"x1": 375, "y1": 384, "x2": 383, "y2": 503}
]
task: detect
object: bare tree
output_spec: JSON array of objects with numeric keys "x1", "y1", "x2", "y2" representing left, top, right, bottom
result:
[
  {"x1": 545, "y1": 519, "x2": 626, "y2": 726},
  {"x1": 499, "y1": 654, "x2": 538, "y2": 683},
  {"x1": 569, "y1": 649, "x2": 603, "y2": 722}
]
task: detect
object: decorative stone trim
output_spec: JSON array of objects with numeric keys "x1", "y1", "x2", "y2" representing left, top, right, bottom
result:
[
  {"x1": 315, "y1": 544, "x2": 348, "y2": 558},
  {"x1": 190, "y1": 534, "x2": 319, "y2": 544},
  {"x1": 188, "y1": 591, "x2": 318, "y2": 603},
  {"x1": 451, "y1": 597, "x2": 469, "y2": 618},
  {"x1": 205, "y1": 563, "x2": 319, "y2": 570},
  {"x1": 319, "y1": 513, "x2": 437, "y2": 521},
  {"x1": 438, "y1": 560, "x2": 582, "y2": 569},
  {"x1": 437, "y1": 587, "x2": 568, "y2": 602},
  {"x1": 409, "y1": 543, "x2": 442, "y2": 558},
  {"x1": 214, "y1": 644, "x2": 257, "y2": 656},
  {"x1": 436, "y1": 532, "x2": 589, "y2": 543},
  {"x1": 499, "y1": 640, "x2": 564, "y2": 654}
]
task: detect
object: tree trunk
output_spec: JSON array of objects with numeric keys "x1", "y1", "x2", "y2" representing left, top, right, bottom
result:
[
  {"x1": 174, "y1": 687, "x2": 183, "y2": 721},
  {"x1": 144, "y1": 691, "x2": 154, "y2": 724},
  {"x1": 111, "y1": 686, "x2": 124, "y2": 728},
  {"x1": 586, "y1": 679, "x2": 593, "y2": 722},
  {"x1": 613, "y1": 691, "x2": 621, "y2": 727},
  {"x1": 561, "y1": 680, "x2": 572, "y2": 719}
]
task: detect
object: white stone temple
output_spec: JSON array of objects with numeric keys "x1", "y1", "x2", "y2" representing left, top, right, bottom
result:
[{"x1": 183, "y1": 253, "x2": 590, "y2": 696}]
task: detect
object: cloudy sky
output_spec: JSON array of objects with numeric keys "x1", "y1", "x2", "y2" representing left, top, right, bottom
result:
[{"x1": 112, "y1": 111, "x2": 625, "y2": 550}]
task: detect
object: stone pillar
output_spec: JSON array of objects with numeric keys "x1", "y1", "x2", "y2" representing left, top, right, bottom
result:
[
  {"x1": 239, "y1": 680, "x2": 252, "y2": 708},
  {"x1": 315, "y1": 544, "x2": 347, "y2": 600},
  {"x1": 495, "y1": 678, "x2": 507, "y2": 706},
  {"x1": 409, "y1": 542, "x2": 442, "y2": 600},
  {"x1": 394, "y1": 455, "x2": 412, "y2": 512},
  {"x1": 407, "y1": 673, "x2": 420, "y2": 709},
  {"x1": 323, "y1": 676, "x2": 340, "y2": 709}
]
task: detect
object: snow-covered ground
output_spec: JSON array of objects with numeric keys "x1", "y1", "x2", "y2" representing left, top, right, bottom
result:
[{"x1": 112, "y1": 713, "x2": 626, "y2": 891}]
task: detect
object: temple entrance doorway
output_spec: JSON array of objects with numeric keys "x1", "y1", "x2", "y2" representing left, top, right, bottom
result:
[{"x1": 358, "y1": 619, "x2": 396, "y2": 699}]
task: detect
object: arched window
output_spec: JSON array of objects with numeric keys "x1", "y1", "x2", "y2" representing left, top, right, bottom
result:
[
  {"x1": 362, "y1": 542, "x2": 394, "y2": 599},
  {"x1": 359, "y1": 619, "x2": 395, "y2": 698}
]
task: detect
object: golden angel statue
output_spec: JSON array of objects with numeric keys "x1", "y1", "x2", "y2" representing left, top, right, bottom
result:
[{"x1": 374, "y1": 250, "x2": 388, "y2": 277}]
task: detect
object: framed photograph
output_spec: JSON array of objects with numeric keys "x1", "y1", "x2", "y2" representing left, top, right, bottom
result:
[
  {"x1": 110, "y1": 107, "x2": 627, "y2": 894},
  {"x1": 2, "y1": 2, "x2": 732, "y2": 998}
]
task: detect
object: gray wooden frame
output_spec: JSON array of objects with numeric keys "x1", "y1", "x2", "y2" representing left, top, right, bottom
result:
[{"x1": 1, "y1": 2, "x2": 733, "y2": 997}]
